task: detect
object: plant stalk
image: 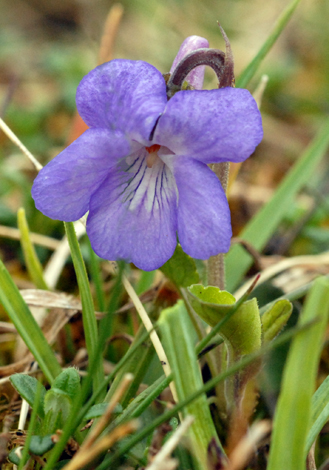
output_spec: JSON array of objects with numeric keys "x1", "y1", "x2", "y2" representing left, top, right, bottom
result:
[{"x1": 207, "y1": 162, "x2": 230, "y2": 289}]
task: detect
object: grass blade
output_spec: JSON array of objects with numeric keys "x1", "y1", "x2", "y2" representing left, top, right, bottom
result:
[
  {"x1": 0, "y1": 258, "x2": 61, "y2": 383},
  {"x1": 226, "y1": 118, "x2": 329, "y2": 291},
  {"x1": 267, "y1": 276, "x2": 329, "y2": 470},
  {"x1": 86, "y1": 238, "x2": 106, "y2": 312},
  {"x1": 64, "y1": 222, "x2": 104, "y2": 394},
  {"x1": 159, "y1": 301, "x2": 223, "y2": 468},
  {"x1": 305, "y1": 374, "x2": 329, "y2": 455},
  {"x1": 236, "y1": 0, "x2": 301, "y2": 89},
  {"x1": 17, "y1": 207, "x2": 48, "y2": 290},
  {"x1": 105, "y1": 325, "x2": 155, "y2": 409}
]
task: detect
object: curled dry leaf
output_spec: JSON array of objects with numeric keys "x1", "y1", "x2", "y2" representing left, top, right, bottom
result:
[{"x1": 20, "y1": 289, "x2": 83, "y2": 312}]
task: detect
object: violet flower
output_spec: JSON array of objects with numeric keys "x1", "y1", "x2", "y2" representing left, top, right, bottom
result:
[{"x1": 32, "y1": 36, "x2": 263, "y2": 271}]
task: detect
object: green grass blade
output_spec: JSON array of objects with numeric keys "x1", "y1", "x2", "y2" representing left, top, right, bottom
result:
[
  {"x1": 236, "y1": 0, "x2": 301, "y2": 89},
  {"x1": 17, "y1": 207, "x2": 48, "y2": 290},
  {"x1": 305, "y1": 374, "x2": 329, "y2": 455},
  {"x1": 64, "y1": 222, "x2": 104, "y2": 394},
  {"x1": 0, "y1": 258, "x2": 61, "y2": 383},
  {"x1": 109, "y1": 375, "x2": 172, "y2": 430},
  {"x1": 267, "y1": 277, "x2": 329, "y2": 470},
  {"x1": 86, "y1": 238, "x2": 106, "y2": 312},
  {"x1": 226, "y1": 119, "x2": 329, "y2": 291},
  {"x1": 104, "y1": 325, "x2": 155, "y2": 409},
  {"x1": 159, "y1": 301, "x2": 223, "y2": 468}
]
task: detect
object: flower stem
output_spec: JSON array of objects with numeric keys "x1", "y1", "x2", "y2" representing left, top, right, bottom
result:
[
  {"x1": 206, "y1": 25, "x2": 234, "y2": 290},
  {"x1": 207, "y1": 162, "x2": 230, "y2": 289}
]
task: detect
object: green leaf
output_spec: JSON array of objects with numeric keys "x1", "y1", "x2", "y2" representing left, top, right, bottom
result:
[
  {"x1": 187, "y1": 285, "x2": 262, "y2": 412},
  {"x1": 17, "y1": 207, "x2": 48, "y2": 290},
  {"x1": 8, "y1": 448, "x2": 21, "y2": 465},
  {"x1": 261, "y1": 299, "x2": 293, "y2": 343},
  {"x1": 43, "y1": 390, "x2": 72, "y2": 434},
  {"x1": 159, "y1": 301, "x2": 223, "y2": 468},
  {"x1": 64, "y1": 222, "x2": 104, "y2": 395},
  {"x1": 160, "y1": 244, "x2": 199, "y2": 288},
  {"x1": 29, "y1": 435, "x2": 55, "y2": 456},
  {"x1": 51, "y1": 368, "x2": 81, "y2": 401},
  {"x1": 267, "y1": 276, "x2": 329, "y2": 470},
  {"x1": 226, "y1": 118, "x2": 329, "y2": 292},
  {"x1": 10, "y1": 374, "x2": 46, "y2": 419},
  {"x1": 305, "y1": 374, "x2": 329, "y2": 455},
  {"x1": 44, "y1": 390, "x2": 72, "y2": 416},
  {"x1": 0, "y1": 258, "x2": 61, "y2": 383},
  {"x1": 236, "y1": 0, "x2": 301, "y2": 88},
  {"x1": 189, "y1": 285, "x2": 235, "y2": 306},
  {"x1": 187, "y1": 285, "x2": 261, "y2": 357}
]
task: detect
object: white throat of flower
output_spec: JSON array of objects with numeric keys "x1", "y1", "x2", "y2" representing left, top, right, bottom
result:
[
  {"x1": 122, "y1": 144, "x2": 176, "y2": 214},
  {"x1": 146, "y1": 144, "x2": 161, "y2": 168}
]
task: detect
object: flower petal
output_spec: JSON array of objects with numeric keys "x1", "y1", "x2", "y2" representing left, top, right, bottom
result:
[
  {"x1": 154, "y1": 87, "x2": 263, "y2": 163},
  {"x1": 87, "y1": 147, "x2": 178, "y2": 270},
  {"x1": 172, "y1": 156, "x2": 232, "y2": 258},
  {"x1": 170, "y1": 36, "x2": 209, "y2": 90},
  {"x1": 32, "y1": 128, "x2": 130, "y2": 221},
  {"x1": 76, "y1": 60, "x2": 167, "y2": 145}
]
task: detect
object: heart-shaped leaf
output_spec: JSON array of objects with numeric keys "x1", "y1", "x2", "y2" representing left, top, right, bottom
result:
[{"x1": 160, "y1": 245, "x2": 199, "y2": 288}]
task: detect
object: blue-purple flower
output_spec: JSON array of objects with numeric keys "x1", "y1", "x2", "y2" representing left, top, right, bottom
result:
[{"x1": 32, "y1": 36, "x2": 263, "y2": 271}]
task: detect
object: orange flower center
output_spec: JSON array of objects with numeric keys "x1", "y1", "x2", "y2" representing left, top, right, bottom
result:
[
  {"x1": 145, "y1": 144, "x2": 161, "y2": 168},
  {"x1": 145, "y1": 144, "x2": 161, "y2": 154}
]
